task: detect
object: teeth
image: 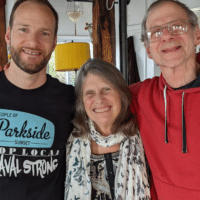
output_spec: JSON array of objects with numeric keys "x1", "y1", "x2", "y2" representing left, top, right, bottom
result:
[
  {"x1": 24, "y1": 50, "x2": 40, "y2": 55},
  {"x1": 94, "y1": 106, "x2": 110, "y2": 113},
  {"x1": 163, "y1": 46, "x2": 181, "y2": 53}
]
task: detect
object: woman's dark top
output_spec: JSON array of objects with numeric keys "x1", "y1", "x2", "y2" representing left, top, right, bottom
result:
[{"x1": 90, "y1": 151, "x2": 119, "y2": 200}]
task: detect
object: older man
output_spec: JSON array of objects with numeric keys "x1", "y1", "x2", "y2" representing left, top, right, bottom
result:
[
  {"x1": 0, "y1": 0, "x2": 75, "y2": 199},
  {"x1": 130, "y1": 0, "x2": 200, "y2": 199}
]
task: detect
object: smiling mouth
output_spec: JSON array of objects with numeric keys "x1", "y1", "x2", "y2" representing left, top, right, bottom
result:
[
  {"x1": 162, "y1": 46, "x2": 181, "y2": 53},
  {"x1": 22, "y1": 49, "x2": 41, "y2": 56},
  {"x1": 93, "y1": 106, "x2": 111, "y2": 113}
]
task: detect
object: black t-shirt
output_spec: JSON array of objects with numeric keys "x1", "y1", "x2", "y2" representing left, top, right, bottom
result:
[{"x1": 0, "y1": 71, "x2": 75, "y2": 200}]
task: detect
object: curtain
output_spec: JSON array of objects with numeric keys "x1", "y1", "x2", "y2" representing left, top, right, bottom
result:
[{"x1": 127, "y1": 36, "x2": 140, "y2": 85}]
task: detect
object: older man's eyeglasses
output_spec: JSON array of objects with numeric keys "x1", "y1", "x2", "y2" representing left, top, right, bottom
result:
[{"x1": 145, "y1": 19, "x2": 191, "y2": 43}]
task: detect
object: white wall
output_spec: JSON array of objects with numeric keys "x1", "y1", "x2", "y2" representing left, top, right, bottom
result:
[
  {"x1": 180, "y1": 0, "x2": 200, "y2": 9},
  {"x1": 5, "y1": 0, "x2": 15, "y2": 29},
  {"x1": 49, "y1": 0, "x2": 92, "y2": 36}
]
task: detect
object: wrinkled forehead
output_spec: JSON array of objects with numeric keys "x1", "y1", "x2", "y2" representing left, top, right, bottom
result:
[
  {"x1": 84, "y1": 72, "x2": 111, "y2": 86},
  {"x1": 146, "y1": 2, "x2": 188, "y2": 29}
]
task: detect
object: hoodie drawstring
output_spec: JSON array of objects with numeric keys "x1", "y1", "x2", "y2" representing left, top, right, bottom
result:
[
  {"x1": 182, "y1": 92, "x2": 187, "y2": 153},
  {"x1": 163, "y1": 86, "x2": 187, "y2": 153},
  {"x1": 163, "y1": 86, "x2": 168, "y2": 143}
]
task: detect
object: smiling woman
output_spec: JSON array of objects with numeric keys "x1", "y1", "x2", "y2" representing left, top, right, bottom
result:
[
  {"x1": 82, "y1": 73, "x2": 121, "y2": 135},
  {"x1": 65, "y1": 58, "x2": 150, "y2": 200}
]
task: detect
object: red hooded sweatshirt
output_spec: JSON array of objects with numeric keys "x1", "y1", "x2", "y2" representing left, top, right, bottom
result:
[{"x1": 130, "y1": 73, "x2": 200, "y2": 200}]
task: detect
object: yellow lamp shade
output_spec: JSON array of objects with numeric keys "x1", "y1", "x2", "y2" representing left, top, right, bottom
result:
[{"x1": 55, "y1": 42, "x2": 90, "y2": 71}]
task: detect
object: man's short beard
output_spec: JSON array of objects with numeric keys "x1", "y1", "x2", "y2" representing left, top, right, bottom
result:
[{"x1": 10, "y1": 45, "x2": 52, "y2": 75}]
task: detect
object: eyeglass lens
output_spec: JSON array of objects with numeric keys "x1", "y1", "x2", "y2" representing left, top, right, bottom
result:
[{"x1": 146, "y1": 20, "x2": 189, "y2": 43}]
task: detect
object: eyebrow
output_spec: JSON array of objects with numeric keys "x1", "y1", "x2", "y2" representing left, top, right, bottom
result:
[
  {"x1": 84, "y1": 89, "x2": 94, "y2": 94},
  {"x1": 40, "y1": 28, "x2": 52, "y2": 32},
  {"x1": 17, "y1": 23, "x2": 30, "y2": 27},
  {"x1": 147, "y1": 19, "x2": 187, "y2": 30},
  {"x1": 148, "y1": 22, "x2": 169, "y2": 30},
  {"x1": 16, "y1": 24, "x2": 52, "y2": 32}
]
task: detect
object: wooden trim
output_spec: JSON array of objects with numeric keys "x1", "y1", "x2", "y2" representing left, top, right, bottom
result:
[
  {"x1": 0, "y1": 0, "x2": 6, "y2": 7},
  {"x1": 93, "y1": 0, "x2": 116, "y2": 65},
  {"x1": 0, "y1": 0, "x2": 7, "y2": 66}
]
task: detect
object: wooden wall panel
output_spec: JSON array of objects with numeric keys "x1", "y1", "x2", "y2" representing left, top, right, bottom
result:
[
  {"x1": 93, "y1": 0, "x2": 116, "y2": 65},
  {"x1": 0, "y1": 0, "x2": 7, "y2": 66}
]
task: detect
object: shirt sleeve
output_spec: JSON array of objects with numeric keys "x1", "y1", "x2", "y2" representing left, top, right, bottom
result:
[{"x1": 129, "y1": 82, "x2": 142, "y2": 115}]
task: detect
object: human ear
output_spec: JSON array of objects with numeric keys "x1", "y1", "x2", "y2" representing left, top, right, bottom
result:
[
  {"x1": 5, "y1": 26, "x2": 11, "y2": 45},
  {"x1": 145, "y1": 44, "x2": 153, "y2": 59},
  {"x1": 194, "y1": 26, "x2": 200, "y2": 46},
  {"x1": 52, "y1": 36, "x2": 57, "y2": 51}
]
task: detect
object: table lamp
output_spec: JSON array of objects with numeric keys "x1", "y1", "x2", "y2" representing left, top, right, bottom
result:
[{"x1": 55, "y1": 42, "x2": 90, "y2": 73}]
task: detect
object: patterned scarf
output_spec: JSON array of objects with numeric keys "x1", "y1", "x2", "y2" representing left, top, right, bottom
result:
[{"x1": 65, "y1": 119, "x2": 150, "y2": 200}]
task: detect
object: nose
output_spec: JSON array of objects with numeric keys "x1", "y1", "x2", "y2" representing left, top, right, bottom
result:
[
  {"x1": 161, "y1": 26, "x2": 174, "y2": 41},
  {"x1": 26, "y1": 32, "x2": 40, "y2": 48},
  {"x1": 94, "y1": 93, "x2": 104, "y2": 104},
  {"x1": 162, "y1": 26, "x2": 171, "y2": 35}
]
